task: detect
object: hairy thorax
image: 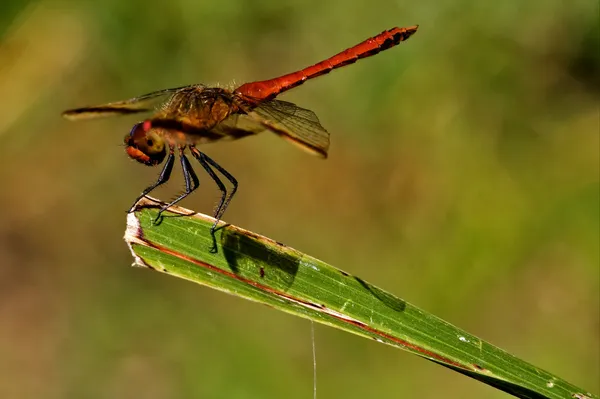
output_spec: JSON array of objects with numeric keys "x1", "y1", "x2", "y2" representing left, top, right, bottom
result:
[{"x1": 152, "y1": 86, "x2": 241, "y2": 145}]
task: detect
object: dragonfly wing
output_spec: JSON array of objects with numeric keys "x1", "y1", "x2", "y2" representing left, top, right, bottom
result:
[
  {"x1": 209, "y1": 114, "x2": 267, "y2": 140},
  {"x1": 62, "y1": 85, "x2": 195, "y2": 121},
  {"x1": 245, "y1": 100, "x2": 330, "y2": 158}
]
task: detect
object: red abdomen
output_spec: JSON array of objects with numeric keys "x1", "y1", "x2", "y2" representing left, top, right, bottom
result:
[{"x1": 234, "y1": 26, "x2": 418, "y2": 102}]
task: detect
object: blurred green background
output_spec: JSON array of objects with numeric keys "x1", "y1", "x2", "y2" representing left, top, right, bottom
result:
[{"x1": 0, "y1": 0, "x2": 598, "y2": 398}]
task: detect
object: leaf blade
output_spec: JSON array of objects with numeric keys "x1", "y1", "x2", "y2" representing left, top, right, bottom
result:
[{"x1": 124, "y1": 197, "x2": 597, "y2": 399}]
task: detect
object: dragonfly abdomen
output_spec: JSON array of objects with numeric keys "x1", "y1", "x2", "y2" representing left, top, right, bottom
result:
[{"x1": 234, "y1": 25, "x2": 418, "y2": 101}]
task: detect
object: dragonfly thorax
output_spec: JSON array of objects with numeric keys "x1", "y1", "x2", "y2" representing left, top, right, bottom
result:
[{"x1": 159, "y1": 87, "x2": 238, "y2": 131}]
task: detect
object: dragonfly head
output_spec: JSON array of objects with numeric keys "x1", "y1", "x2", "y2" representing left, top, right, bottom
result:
[{"x1": 124, "y1": 121, "x2": 166, "y2": 166}]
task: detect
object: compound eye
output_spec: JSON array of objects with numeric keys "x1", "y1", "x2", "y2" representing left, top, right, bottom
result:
[{"x1": 123, "y1": 122, "x2": 166, "y2": 166}]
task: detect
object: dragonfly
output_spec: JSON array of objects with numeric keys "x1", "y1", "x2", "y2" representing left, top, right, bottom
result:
[{"x1": 63, "y1": 25, "x2": 418, "y2": 250}]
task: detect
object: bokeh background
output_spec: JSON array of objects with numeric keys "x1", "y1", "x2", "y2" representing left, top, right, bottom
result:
[{"x1": 0, "y1": 0, "x2": 598, "y2": 398}]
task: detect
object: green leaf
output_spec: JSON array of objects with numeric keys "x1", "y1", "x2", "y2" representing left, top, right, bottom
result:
[{"x1": 124, "y1": 197, "x2": 597, "y2": 399}]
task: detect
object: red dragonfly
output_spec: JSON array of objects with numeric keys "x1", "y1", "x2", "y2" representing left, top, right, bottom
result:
[{"x1": 63, "y1": 25, "x2": 418, "y2": 248}]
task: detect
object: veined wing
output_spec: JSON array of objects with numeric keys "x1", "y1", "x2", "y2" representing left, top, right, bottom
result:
[
  {"x1": 245, "y1": 100, "x2": 330, "y2": 158},
  {"x1": 62, "y1": 85, "x2": 196, "y2": 121},
  {"x1": 143, "y1": 113, "x2": 267, "y2": 145},
  {"x1": 211, "y1": 114, "x2": 267, "y2": 139}
]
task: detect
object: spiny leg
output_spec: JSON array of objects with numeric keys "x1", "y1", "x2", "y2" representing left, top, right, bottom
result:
[
  {"x1": 128, "y1": 146, "x2": 175, "y2": 212},
  {"x1": 155, "y1": 147, "x2": 200, "y2": 223},
  {"x1": 190, "y1": 147, "x2": 239, "y2": 226},
  {"x1": 190, "y1": 147, "x2": 238, "y2": 252},
  {"x1": 200, "y1": 151, "x2": 239, "y2": 221},
  {"x1": 189, "y1": 148, "x2": 227, "y2": 237}
]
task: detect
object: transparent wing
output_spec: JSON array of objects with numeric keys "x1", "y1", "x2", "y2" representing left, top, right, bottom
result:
[
  {"x1": 208, "y1": 114, "x2": 267, "y2": 140},
  {"x1": 62, "y1": 85, "x2": 196, "y2": 121},
  {"x1": 245, "y1": 100, "x2": 330, "y2": 158}
]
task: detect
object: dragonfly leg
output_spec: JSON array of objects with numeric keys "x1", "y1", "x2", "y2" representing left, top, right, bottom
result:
[
  {"x1": 190, "y1": 147, "x2": 238, "y2": 253},
  {"x1": 154, "y1": 147, "x2": 200, "y2": 223},
  {"x1": 128, "y1": 146, "x2": 175, "y2": 212}
]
